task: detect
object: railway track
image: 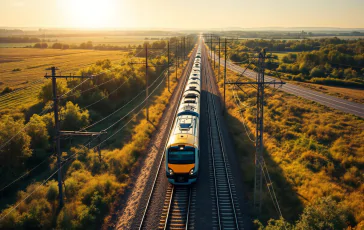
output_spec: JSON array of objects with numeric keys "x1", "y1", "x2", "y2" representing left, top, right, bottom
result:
[
  {"x1": 138, "y1": 45, "x2": 197, "y2": 230},
  {"x1": 203, "y1": 45, "x2": 242, "y2": 230},
  {"x1": 159, "y1": 186, "x2": 192, "y2": 229}
]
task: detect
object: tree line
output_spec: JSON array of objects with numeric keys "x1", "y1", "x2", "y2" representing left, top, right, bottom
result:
[{"x1": 229, "y1": 38, "x2": 364, "y2": 87}]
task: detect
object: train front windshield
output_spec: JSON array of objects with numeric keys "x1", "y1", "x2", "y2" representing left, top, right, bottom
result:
[{"x1": 168, "y1": 150, "x2": 195, "y2": 164}]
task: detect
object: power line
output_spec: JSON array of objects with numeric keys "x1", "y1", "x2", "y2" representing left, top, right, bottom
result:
[
  {"x1": 61, "y1": 75, "x2": 115, "y2": 99},
  {"x1": 82, "y1": 75, "x2": 133, "y2": 109},
  {"x1": 80, "y1": 89, "x2": 146, "y2": 131},
  {"x1": 0, "y1": 154, "x2": 74, "y2": 221},
  {"x1": 95, "y1": 104, "x2": 146, "y2": 148},
  {"x1": 86, "y1": 70, "x2": 167, "y2": 149},
  {"x1": 0, "y1": 153, "x2": 56, "y2": 192},
  {"x1": 59, "y1": 78, "x2": 91, "y2": 99},
  {"x1": 0, "y1": 103, "x2": 53, "y2": 153},
  {"x1": 101, "y1": 70, "x2": 167, "y2": 132},
  {"x1": 231, "y1": 85, "x2": 256, "y2": 143}
]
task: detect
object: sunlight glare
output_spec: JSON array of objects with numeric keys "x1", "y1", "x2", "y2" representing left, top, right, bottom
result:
[{"x1": 61, "y1": 0, "x2": 118, "y2": 28}]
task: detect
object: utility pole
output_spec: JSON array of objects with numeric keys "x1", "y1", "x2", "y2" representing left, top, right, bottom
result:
[
  {"x1": 49, "y1": 67, "x2": 62, "y2": 208},
  {"x1": 184, "y1": 36, "x2": 186, "y2": 61},
  {"x1": 213, "y1": 45, "x2": 216, "y2": 69},
  {"x1": 145, "y1": 44, "x2": 149, "y2": 121},
  {"x1": 167, "y1": 41, "x2": 170, "y2": 92},
  {"x1": 128, "y1": 44, "x2": 171, "y2": 121},
  {"x1": 44, "y1": 67, "x2": 93, "y2": 208},
  {"x1": 225, "y1": 50, "x2": 285, "y2": 214},
  {"x1": 218, "y1": 37, "x2": 221, "y2": 81},
  {"x1": 60, "y1": 131, "x2": 106, "y2": 162},
  {"x1": 224, "y1": 38, "x2": 227, "y2": 114},
  {"x1": 254, "y1": 51, "x2": 265, "y2": 213},
  {"x1": 210, "y1": 34, "x2": 213, "y2": 58}
]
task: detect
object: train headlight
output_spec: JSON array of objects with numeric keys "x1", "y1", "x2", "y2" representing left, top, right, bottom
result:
[
  {"x1": 168, "y1": 168, "x2": 174, "y2": 176},
  {"x1": 189, "y1": 168, "x2": 195, "y2": 175}
]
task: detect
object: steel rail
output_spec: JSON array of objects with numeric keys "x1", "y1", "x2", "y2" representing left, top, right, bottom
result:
[
  {"x1": 138, "y1": 45, "x2": 197, "y2": 230},
  {"x1": 204, "y1": 46, "x2": 239, "y2": 229}
]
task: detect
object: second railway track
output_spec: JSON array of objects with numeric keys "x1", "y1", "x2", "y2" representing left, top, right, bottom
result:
[{"x1": 203, "y1": 44, "x2": 244, "y2": 230}]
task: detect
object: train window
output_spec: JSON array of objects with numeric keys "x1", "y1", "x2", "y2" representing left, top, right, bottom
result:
[
  {"x1": 168, "y1": 151, "x2": 195, "y2": 164},
  {"x1": 184, "y1": 100, "x2": 196, "y2": 104},
  {"x1": 180, "y1": 123, "x2": 191, "y2": 129},
  {"x1": 185, "y1": 94, "x2": 197, "y2": 99}
]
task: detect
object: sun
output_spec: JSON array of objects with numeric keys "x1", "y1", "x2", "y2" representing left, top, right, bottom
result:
[{"x1": 60, "y1": 0, "x2": 118, "y2": 28}]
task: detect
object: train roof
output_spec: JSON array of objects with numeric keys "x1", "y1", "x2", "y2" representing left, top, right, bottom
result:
[{"x1": 168, "y1": 115, "x2": 199, "y2": 148}]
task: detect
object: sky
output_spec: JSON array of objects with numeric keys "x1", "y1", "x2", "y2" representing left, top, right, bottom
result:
[{"x1": 0, "y1": 0, "x2": 364, "y2": 29}]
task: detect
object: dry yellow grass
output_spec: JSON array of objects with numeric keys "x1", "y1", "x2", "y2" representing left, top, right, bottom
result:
[
  {"x1": 0, "y1": 48, "x2": 125, "y2": 89},
  {"x1": 294, "y1": 82, "x2": 364, "y2": 104},
  {"x1": 213, "y1": 64, "x2": 364, "y2": 226}
]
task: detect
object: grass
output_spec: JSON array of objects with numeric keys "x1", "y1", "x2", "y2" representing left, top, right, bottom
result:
[
  {"x1": 213, "y1": 64, "x2": 364, "y2": 227},
  {"x1": 0, "y1": 48, "x2": 125, "y2": 88},
  {"x1": 0, "y1": 48, "x2": 128, "y2": 111},
  {"x1": 0, "y1": 35, "x2": 171, "y2": 48},
  {"x1": 294, "y1": 82, "x2": 364, "y2": 104}
]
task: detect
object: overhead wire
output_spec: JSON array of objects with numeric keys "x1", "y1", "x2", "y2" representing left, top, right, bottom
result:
[
  {"x1": 81, "y1": 75, "x2": 133, "y2": 109},
  {"x1": 100, "y1": 68, "x2": 168, "y2": 132},
  {"x1": 0, "y1": 151, "x2": 77, "y2": 221},
  {"x1": 0, "y1": 103, "x2": 53, "y2": 153},
  {"x1": 80, "y1": 89, "x2": 145, "y2": 131},
  {"x1": 0, "y1": 153, "x2": 56, "y2": 192},
  {"x1": 86, "y1": 68, "x2": 168, "y2": 149}
]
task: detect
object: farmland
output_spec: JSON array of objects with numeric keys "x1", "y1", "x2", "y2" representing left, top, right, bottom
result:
[
  {"x1": 0, "y1": 48, "x2": 125, "y2": 88},
  {"x1": 0, "y1": 48, "x2": 127, "y2": 111}
]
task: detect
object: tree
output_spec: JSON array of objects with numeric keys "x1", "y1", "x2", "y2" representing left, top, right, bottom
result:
[
  {"x1": 295, "y1": 196, "x2": 348, "y2": 230},
  {"x1": 38, "y1": 81, "x2": 68, "y2": 103},
  {"x1": 310, "y1": 67, "x2": 325, "y2": 78},
  {"x1": 0, "y1": 116, "x2": 32, "y2": 177},
  {"x1": 26, "y1": 114, "x2": 49, "y2": 149},
  {"x1": 61, "y1": 102, "x2": 90, "y2": 130}
]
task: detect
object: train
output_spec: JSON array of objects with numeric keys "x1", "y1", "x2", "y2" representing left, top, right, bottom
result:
[{"x1": 165, "y1": 45, "x2": 202, "y2": 185}]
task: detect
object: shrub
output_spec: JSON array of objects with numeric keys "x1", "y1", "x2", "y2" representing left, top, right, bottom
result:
[
  {"x1": 60, "y1": 101, "x2": 89, "y2": 130},
  {"x1": 0, "y1": 115, "x2": 32, "y2": 178},
  {"x1": 26, "y1": 114, "x2": 49, "y2": 149},
  {"x1": 296, "y1": 196, "x2": 348, "y2": 229}
]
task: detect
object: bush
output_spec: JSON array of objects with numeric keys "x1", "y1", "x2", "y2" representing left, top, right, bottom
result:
[
  {"x1": 60, "y1": 101, "x2": 89, "y2": 130},
  {"x1": 38, "y1": 81, "x2": 69, "y2": 103},
  {"x1": 26, "y1": 114, "x2": 49, "y2": 149},
  {"x1": 1, "y1": 86, "x2": 13, "y2": 95},
  {"x1": 33, "y1": 42, "x2": 48, "y2": 48},
  {"x1": 296, "y1": 197, "x2": 348, "y2": 229},
  {"x1": 0, "y1": 115, "x2": 32, "y2": 178},
  {"x1": 310, "y1": 77, "x2": 364, "y2": 88}
]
